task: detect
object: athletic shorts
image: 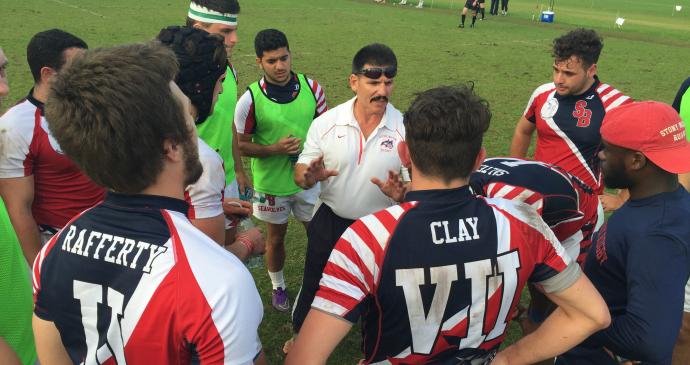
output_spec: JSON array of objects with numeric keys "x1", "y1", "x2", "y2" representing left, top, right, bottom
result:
[
  {"x1": 465, "y1": 0, "x2": 479, "y2": 8},
  {"x1": 224, "y1": 179, "x2": 240, "y2": 230},
  {"x1": 253, "y1": 184, "x2": 319, "y2": 225}
]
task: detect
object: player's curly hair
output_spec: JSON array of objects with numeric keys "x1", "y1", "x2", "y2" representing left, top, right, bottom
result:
[
  {"x1": 157, "y1": 26, "x2": 227, "y2": 124},
  {"x1": 552, "y1": 28, "x2": 603, "y2": 68},
  {"x1": 404, "y1": 84, "x2": 491, "y2": 182}
]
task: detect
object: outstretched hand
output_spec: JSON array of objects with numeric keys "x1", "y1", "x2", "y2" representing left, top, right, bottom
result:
[
  {"x1": 371, "y1": 170, "x2": 408, "y2": 203},
  {"x1": 303, "y1": 155, "x2": 338, "y2": 188}
]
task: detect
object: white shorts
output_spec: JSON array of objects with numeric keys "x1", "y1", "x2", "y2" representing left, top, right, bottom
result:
[
  {"x1": 685, "y1": 277, "x2": 690, "y2": 312},
  {"x1": 253, "y1": 184, "x2": 319, "y2": 225},
  {"x1": 224, "y1": 179, "x2": 240, "y2": 230}
]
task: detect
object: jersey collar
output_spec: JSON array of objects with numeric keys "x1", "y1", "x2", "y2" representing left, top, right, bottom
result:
[
  {"x1": 27, "y1": 88, "x2": 45, "y2": 116},
  {"x1": 404, "y1": 185, "x2": 474, "y2": 203},
  {"x1": 103, "y1": 192, "x2": 189, "y2": 215}
]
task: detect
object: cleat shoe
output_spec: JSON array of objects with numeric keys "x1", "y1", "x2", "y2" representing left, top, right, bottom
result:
[
  {"x1": 272, "y1": 288, "x2": 290, "y2": 312},
  {"x1": 459, "y1": 23, "x2": 465, "y2": 28}
]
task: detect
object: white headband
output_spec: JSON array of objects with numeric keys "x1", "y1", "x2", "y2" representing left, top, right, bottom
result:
[{"x1": 188, "y1": 3, "x2": 238, "y2": 26}]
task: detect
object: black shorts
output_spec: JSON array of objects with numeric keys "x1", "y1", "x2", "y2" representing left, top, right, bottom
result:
[{"x1": 465, "y1": 0, "x2": 480, "y2": 9}]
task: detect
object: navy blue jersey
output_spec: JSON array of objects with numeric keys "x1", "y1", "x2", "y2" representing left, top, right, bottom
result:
[
  {"x1": 32, "y1": 193, "x2": 263, "y2": 364},
  {"x1": 523, "y1": 79, "x2": 631, "y2": 193},
  {"x1": 470, "y1": 157, "x2": 599, "y2": 263},
  {"x1": 564, "y1": 188, "x2": 690, "y2": 364},
  {"x1": 312, "y1": 187, "x2": 580, "y2": 364}
]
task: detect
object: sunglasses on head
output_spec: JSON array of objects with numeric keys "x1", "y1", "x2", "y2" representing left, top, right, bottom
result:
[{"x1": 356, "y1": 66, "x2": 397, "y2": 79}]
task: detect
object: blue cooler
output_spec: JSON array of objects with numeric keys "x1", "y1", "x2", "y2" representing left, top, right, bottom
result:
[{"x1": 540, "y1": 11, "x2": 555, "y2": 23}]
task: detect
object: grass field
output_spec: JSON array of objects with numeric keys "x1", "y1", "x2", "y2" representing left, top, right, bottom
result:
[{"x1": 1, "y1": 0, "x2": 689, "y2": 363}]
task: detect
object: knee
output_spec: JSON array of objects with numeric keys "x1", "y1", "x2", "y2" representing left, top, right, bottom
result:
[{"x1": 678, "y1": 312, "x2": 690, "y2": 343}]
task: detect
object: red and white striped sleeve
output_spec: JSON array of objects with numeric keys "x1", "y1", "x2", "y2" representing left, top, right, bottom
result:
[
  {"x1": 484, "y1": 197, "x2": 580, "y2": 293},
  {"x1": 234, "y1": 90, "x2": 256, "y2": 135},
  {"x1": 307, "y1": 77, "x2": 328, "y2": 117},
  {"x1": 312, "y1": 203, "x2": 415, "y2": 321},
  {"x1": 596, "y1": 83, "x2": 632, "y2": 112},
  {"x1": 482, "y1": 182, "x2": 544, "y2": 215}
]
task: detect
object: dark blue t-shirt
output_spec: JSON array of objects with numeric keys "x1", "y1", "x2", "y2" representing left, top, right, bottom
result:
[{"x1": 560, "y1": 187, "x2": 690, "y2": 365}]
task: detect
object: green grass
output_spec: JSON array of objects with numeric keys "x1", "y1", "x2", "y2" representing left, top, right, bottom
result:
[{"x1": 2, "y1": 0, "x2": 689, "y2": 363}]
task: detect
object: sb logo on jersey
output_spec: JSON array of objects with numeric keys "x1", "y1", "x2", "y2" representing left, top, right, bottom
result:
[{"x1": 572, "y1": 100, "x2": 592, "y2": 128}]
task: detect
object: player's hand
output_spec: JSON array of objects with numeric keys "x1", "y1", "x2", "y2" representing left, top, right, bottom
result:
[
  {"x1": 235, "y1": 169, "x2": 252, "y2": 193},
  {"x1": 237, "y1": 227, "x2": 265, "y2": 255},
  {"x1": 274, "y1": 135, "x2": 302, "y2": 155},
  {"x1": 371, "y1": 170, "x2": 408, "y2": 203},
  {"x1": 303, "y1": 155, "x2": 338, "y2": 188},
  {"x1": 223, "y1": 198, "x2": 252, "y2": 219},
  {"x1": 599, "y1": 193, "x2": 624, "y2": 212}
]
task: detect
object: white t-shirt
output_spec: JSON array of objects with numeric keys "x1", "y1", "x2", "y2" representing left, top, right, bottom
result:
[
  {"x1": 185, "y1": 139, "x2": 226, "y2": 219},
  {"x1": 297, "y1": 97, "x2": 405, "y2": 220}
]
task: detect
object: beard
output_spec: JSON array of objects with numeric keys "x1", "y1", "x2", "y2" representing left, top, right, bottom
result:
[
  {"x1": 602, "y1": 162, "x2": 633, "y2": 189},
  {"x1": 183, "y1": 138, "x2": 204, "y2": 187}
]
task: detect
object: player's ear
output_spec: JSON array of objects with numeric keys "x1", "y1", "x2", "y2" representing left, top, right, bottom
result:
[
  {"x1": 587, "y1": 63, "x2": 597, "y2": 78},
  {"x1": 397, "y1": 141, "x2": 411, "y2": 168},
  {"x1": 163, "y1": 139, "x2": 183, "y2": 163},
  {"x1": 349, "y1": 74, "x2": 358, "y2": 93},
  {"x1": 472, "y1": 147, "x2": 487, "y2": 172}
]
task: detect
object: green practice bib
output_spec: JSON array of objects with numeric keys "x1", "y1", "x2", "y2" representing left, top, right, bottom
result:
[
  {"x1": 197, "y1": 65, "x2": 238, "y2": 184},
  {"x1": 0, "y1": 198, "x2": 37, "y2": 365},
  {"x1": 248, "y1": 73, "x2": 316, "y2": 196}
]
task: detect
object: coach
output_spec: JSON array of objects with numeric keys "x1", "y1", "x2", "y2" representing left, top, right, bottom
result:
[{"x1": 290, "y1": 43, "x2": 406, "y2": 345}]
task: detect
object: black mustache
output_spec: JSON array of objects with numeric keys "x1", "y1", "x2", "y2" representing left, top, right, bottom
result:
[{"x1": 371, "y1": 96, "x2": 388, "y2": 102}]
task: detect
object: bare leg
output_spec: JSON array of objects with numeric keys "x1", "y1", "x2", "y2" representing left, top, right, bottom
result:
[{"x1": 673, "y1": 312, "x2": 690, "y2": 365}]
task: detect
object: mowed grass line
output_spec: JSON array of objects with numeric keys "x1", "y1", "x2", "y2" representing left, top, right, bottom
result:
[{"x1": 1, "y1": 0, "x2": 689, "y2": 363}]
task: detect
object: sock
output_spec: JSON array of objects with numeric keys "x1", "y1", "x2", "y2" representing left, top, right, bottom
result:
[
  {"x1": 481, "y1": 8, "x2": 485, "y2": 18},
  {"x1": 269, "y1": 270, "x2": 286, "y2": 290},
  {"x1": 461, "y1": 14, "x2": 466, "y2": 24},
  {"x1": 472, "y1": 15, "x2": 477, "y2": 25}
]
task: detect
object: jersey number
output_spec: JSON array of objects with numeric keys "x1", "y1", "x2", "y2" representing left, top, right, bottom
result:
[
  {"x1": 395, "y1": 251, "x2": 521, "y2": 354},
  {"x1": 73, "y1": 280, "x2": 128, "y2": 365},
  {"x1": 572, "y1": 100, "x2": 592, "y2": 127}
]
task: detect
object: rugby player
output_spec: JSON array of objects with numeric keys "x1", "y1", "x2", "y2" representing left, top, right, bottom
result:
[
  {"x1": 157, "y1": 25, "x2": 264, "y2": 260},
  {"x1": 31, "y1": 42, "x2": 266, "y2": 364},
  {"x1": 186, "y1": 0, "x2": 251, "y2": 245},
  {"x1": 0, "y1": 29, "x2": 105, "y2": 264},
  {"x1": 286, "y1": 85, "x2": 610, "y2": 365},
  {"x1": 470, "y1": 157, "x2": 599, "y2": 364},
  {"x1": 459, "y1": 0, "x2": 480, "y2": 28},
  {"x1": 234, "y1": 28, "x2": 327, "y2": 312},
  {"x1": 509, "y1": 28, "x2": 631, "y2": 210}
]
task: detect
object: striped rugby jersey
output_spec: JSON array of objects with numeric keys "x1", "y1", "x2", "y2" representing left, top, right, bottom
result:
[
  {"x1": 32, "y1": 193, "x2": 263, "y2": 365},
  {"x1": 312, "y1": 186, "x2": 580, "y2": 364},
  {"x1": 523, "y1": 78, "x2": 631, "y2": 194},
  {"x1": 470, "y1": 157, "x2": 599, "y2": 264}
]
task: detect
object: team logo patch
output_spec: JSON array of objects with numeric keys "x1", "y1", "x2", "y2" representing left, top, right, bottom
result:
[
  {"x1": 379, "y1": 136, "x2": 395, "y2": 151},
  {"x1": 541, "y1": 98, "x2": 559, "y2": 119}
]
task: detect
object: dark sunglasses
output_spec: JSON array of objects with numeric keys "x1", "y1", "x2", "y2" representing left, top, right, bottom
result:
[{"x1": 356, "y1": 66, "x2": 397, "y2": 79}]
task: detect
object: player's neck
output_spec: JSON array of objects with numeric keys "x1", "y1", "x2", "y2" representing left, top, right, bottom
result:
[
  {"x1": 574, "y1": 77, "x2": 596, "y2": 96},
  {"x1": 409, "y1": 171, "x2": 468, "y2": 192},
  {"x1": 32, "y1": 82, "x2": 50, "y2": 104},
  {"x1": 140, "y1": 175, "x2": 186, "y2": 201},
  {"x1": 629, "y1": 173, "x2": 679, "y2": 200}
]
